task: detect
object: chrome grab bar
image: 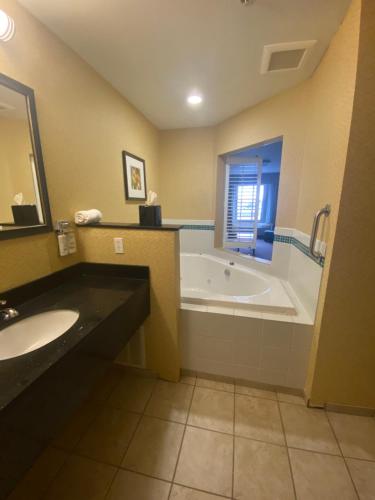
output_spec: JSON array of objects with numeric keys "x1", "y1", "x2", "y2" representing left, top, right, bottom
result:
[{"x1": 309, "y1": 204, "x2": 331, "y2": 258}]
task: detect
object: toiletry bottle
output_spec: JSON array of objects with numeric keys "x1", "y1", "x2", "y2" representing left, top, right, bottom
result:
[
  {"x1": 67, "y1": 231, "x2": 77, "y2": 254},
  {"x1": 58, "y1": 233, "x2": 69, "y2": 256}
]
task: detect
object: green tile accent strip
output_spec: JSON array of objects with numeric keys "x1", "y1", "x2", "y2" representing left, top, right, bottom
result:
[
  {"x1": 179, "y1": 225, "x2": 324, "y2": 267},
  {"x1": 274, "y1": 234, "x2": 325, "y2": 267},
  {"x1": 181, "y1": 224, "x2": 216, "y2": 231}
]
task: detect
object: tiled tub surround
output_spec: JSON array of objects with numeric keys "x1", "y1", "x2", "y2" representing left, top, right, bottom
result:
[
  {"x1": 168, "y1": 220, "x2": 322, "y2": 390},
  {"x1": 180, "y1": 307, "x2": 313, "y2": 390},
  {"x1": 10, "y1": 368, "x2": 375, "y2": 500},
  {"x1": 167, "y1": 219, "x2": 323, "y2": 318},
  {"x1": 163, "y1": 219, "x2": 215, "y2": 254}
]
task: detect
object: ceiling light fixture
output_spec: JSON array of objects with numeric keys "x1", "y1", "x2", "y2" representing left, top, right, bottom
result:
[
  {"x1": 0, "y1": 10, "x2": 15, "y2": 42},
  {"x1": 187, "y1": 94, "x2": 203, "y2": 106}
]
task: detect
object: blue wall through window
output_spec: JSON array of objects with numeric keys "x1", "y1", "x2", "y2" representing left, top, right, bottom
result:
[{"x1": 224, "y1": 139, "x2": 282, "y2": 261}]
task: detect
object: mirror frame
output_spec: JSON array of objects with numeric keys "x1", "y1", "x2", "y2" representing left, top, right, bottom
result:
[{"x1": 0, "y1": 73, "x2": 52, "y2": 240}]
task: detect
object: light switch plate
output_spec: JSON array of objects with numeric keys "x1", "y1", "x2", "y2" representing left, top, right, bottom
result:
[{"x1": 113, "y1": 237, "x2": 124, "y2": 254}]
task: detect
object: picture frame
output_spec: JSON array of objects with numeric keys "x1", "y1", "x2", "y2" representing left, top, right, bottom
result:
[{"x1": 122, "y1": 150, "x2": 147, "y2": 201}]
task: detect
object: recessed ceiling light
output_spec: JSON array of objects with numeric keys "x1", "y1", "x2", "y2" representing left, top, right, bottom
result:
[
  {"x1": 0, "y1": 10, "x2": 15, "y2": 42},
  {"x1": 187, "y1": 94, "x2": 203, "y2": 106}
]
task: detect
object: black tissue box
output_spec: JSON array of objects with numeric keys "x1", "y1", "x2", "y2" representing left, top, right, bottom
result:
[
  {"x1": 11, "y1": 205, "x2": 40, "y2": 226},
  {"x1": 139, "y1": 205, "x2": 162, "y2": 227}
]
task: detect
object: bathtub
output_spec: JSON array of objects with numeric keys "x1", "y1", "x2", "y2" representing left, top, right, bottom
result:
[
  {"x1": 179, "y1": 252, "x2": 314, "y2": 389},
  {"x1": 180, "y1": 252, "x2": 295, "y2": 314}
]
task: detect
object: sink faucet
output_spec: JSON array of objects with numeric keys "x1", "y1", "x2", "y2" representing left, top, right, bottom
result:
[{"x1": 0, "y1": 300, "x2": 19, "y2": 321}]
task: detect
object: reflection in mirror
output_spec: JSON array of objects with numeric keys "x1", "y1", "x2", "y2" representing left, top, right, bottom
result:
[
  {"x1": 0, "y1": 73, "x2": 51, "y2": 239},
  {"x1": 0, "y1": 85, "x2": 43, "y2": 228}
]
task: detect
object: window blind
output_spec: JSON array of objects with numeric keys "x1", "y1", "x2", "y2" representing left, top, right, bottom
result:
[{"x1": 223, "y1": 159, "x2": 262, "y2": 248}]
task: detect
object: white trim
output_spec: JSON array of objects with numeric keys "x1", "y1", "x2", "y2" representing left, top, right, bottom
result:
[
  {"x1": 163, "y1": 218, "x2": 215, "y2": 225},
  {"x1": 275, "y1": 226, "x2": 294, "y2": 236},
  {"x1": 223, "y1": 157, "x2": 262, "y2": 249}
]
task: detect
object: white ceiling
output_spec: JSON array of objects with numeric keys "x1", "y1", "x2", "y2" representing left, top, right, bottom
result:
[{"x1": 19, "y1": 0, "x2": 350, "y2": 129}]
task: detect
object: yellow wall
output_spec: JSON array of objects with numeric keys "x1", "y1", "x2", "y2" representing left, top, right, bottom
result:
[
  {"x1": 0, "y1": 233, "x2": 81, "y2": 292},
  {"x1": 0, "y1": 117, "x2": 35, "y2": 222},
  {"x1": 307, "y1": 0, "x2": 375, "y2": 409},
  {"x1": 0, "y1": 0, "x2": 160, "y2": 293},
  {"x1": 0, "y1": 0, "x2": 159, "y2": 226},
  {"x1": 158, "y1": 1, "x2": 359, "y2": 241},
  {"x1": 295, "y1": 0, "x2": 360, "y2": 236},
  {"x1": 215, "y1": 84, "x2": 309, "y2": 231},
  {"x1": 305, "y1": 0, "x2": 361, "y2": 401},
  {"x1": 160, "y1": 85, "x2": 309, "y2": 229},
  {"x1": 78, "y1": 227, "x2": 181, "y2": 381},
  {"x1": 0, "y1": 0, "x2": 368, "y2": 398},
  {"x1": 159, "y1": 128, "x2": 216, "y2": 220},
  {"x1": 0, "y1": 0, "x2": 180, "y2": 381}
]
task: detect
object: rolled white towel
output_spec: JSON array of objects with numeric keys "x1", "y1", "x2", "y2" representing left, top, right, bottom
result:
[{"x1": 74, "y1": 209, "x2": 102, "y2": 225}]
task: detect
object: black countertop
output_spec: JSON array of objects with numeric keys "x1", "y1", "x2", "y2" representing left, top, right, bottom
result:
[
  {"x1": 80, "y1": 222, "x2": 182, "y2": 231},
  {"x1": 0, "y1": 263, "x2": 149, "y2": 411}
]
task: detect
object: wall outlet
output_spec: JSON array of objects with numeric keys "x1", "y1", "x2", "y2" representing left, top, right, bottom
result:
[{"x1": 113, "y1": 237, "x2": 124, "y2": 254}]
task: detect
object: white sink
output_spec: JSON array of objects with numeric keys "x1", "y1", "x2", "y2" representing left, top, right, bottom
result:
[{"x1": 0, "y1": 309, "x2": 79, "y2": 361}]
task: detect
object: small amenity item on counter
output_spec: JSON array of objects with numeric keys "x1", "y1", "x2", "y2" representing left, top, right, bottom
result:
[
  {"x1": 74, "y1": 209, "x2": 102, "y2": 225},
  {"x1": 139, "y1": 191, "x2": 161, "y2": 226}
]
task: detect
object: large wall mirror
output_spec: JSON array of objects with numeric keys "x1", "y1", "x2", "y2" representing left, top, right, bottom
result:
[{"x1": 0, "y1": 73, "x2": 52, "y2": 240}]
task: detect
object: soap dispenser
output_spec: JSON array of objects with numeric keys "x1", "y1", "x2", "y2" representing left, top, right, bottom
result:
[{"x1": 56, "y1": 220, "x2": 77, "y2": 256}]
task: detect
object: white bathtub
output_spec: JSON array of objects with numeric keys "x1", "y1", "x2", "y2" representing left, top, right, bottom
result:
[{"x1": 181, "y1": 252, "x2": 295, "y2": 314}]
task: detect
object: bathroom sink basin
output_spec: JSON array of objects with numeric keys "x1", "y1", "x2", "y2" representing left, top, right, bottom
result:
[{"x1": 0, "y1": 309, "x2": 79, "y2": 361}]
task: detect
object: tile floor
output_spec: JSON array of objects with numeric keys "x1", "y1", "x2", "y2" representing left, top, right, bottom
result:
[{"x1": 8, "y1": 366, "x2": 375, "y2": 500}]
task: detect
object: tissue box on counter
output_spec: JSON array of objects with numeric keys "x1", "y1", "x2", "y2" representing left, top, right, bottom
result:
[
  {"x1": 139, "y1": 205, "x2": 162, "y2": 226},
  {"x1": 11, "y1": 205, "x2": 40, "y2": 226}
]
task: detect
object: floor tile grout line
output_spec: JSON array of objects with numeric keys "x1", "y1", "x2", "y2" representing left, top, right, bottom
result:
[
  {"x1": 167, "y1": 382, "x2": 196, "y2": 500},
  {"x1": 37, "y1": 448, "x2": 73, "y2": 500},
  {"x1": 107, "y1": 466, "x2": 173, "y2": 485},
  {"x1": 286, "y1": 445, "x2": 345, "y2": 459},
  {"x1": 53, "y1": 390, "x2": 357, "y2": 468},
  {"x1": 237, "y1": 390, "x2": 305, "y2": 407},
  {"x1": 172, "y1": 480, "x2": 233, "y2": 499},
  {"x1": 341, "y1": 455, "x2": 375, "y2": 464},
  {"x1": 41, "y1": 373, "x2": 374, "y2": 500},
  {"x1": 103, "y1": 376, "x2": 157, "y2": 500},
  {"x1": 60, "y1": 433, "x2": 356, "y2": 477},
  {"x1": 41, "y1": 399, "x2": 107, "y2": 498},
  {"x1": 325, "y1": 410, "x2": 361, "y2": 500},
  {"x1": 277, "y1": 398, "x2": 298, "y2": 500}
]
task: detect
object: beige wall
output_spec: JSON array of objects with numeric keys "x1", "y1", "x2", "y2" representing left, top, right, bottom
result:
[
  {"x1": 0, "y1": 0, "x2": 180, "y2": 381},
  {"x1": 78, "y1": 227, "x2": 181, "y2": 381},
  {"x1": 295, "y1": 0, "x2": 360, "y2": 236},
  {"x1": 303, "y1": 0, "x2": 361, "y2": 403},
  {"x1": 307, "y1": 0, "x2": 375, "y2": 409},
  {"x1": 0, "y1": 233, "x2": 81, "y2": 292},
  {"x1": 0, "y1": 0, "x2": 369, "y2": 399},
  {"x1": 158, "y1": 1, "x2": 359, "y2": 241},
  {"x1": 160, "y1": 85, "x2": 309, "y2": 229},
  {"x1": 0, "y1": 0, "x2": 160, "y2": 293},
  {"x1": 159, "y1": 127, "x2": 216, "y2": 219},
  {"x1": 0, "y1": 117, "x2": 35, "y2": 222},
  {"x1": 0, "y1": 0, "x2": 159, "y2": 226},
  {"x1": 215, "y1": 84, "x2": 309, "y2": 230}
]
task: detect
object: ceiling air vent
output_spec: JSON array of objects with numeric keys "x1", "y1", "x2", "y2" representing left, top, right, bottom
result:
[{"x1": 260, "y1": 40, "x2": 316, "y2": 74}]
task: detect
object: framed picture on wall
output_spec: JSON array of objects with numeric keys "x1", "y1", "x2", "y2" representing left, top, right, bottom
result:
[{"x1": 122, "y1": 151, "x2": 147, "y2": 200}]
